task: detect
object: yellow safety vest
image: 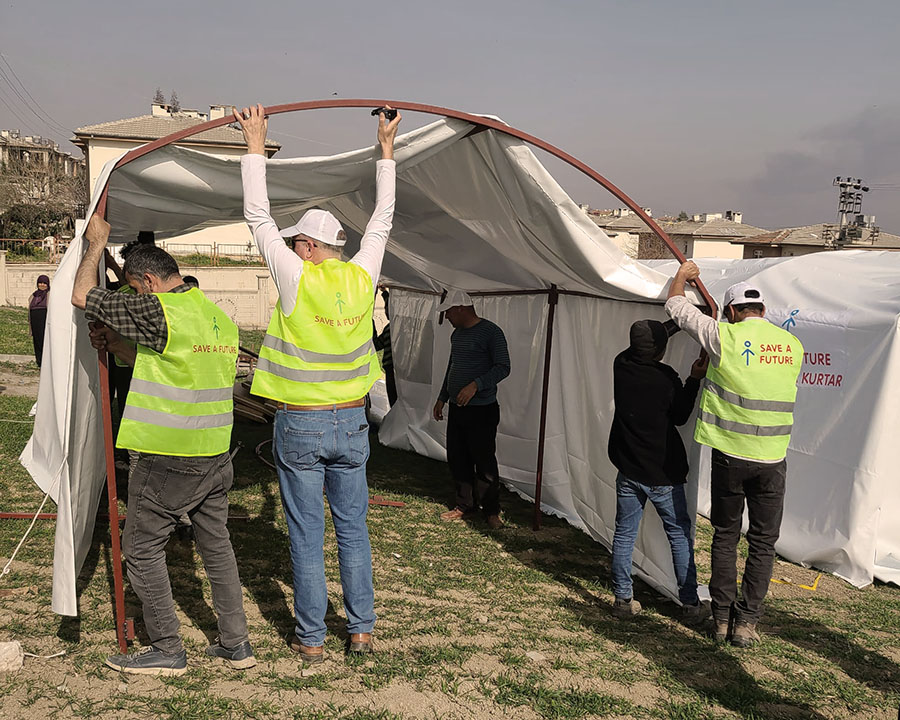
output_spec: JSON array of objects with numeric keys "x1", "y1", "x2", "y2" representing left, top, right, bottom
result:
[
  {"x1": 695, "y1": 319, "x2": 803, "y2": 461},
  {"x1": 250, "y1": 259, "x2": 380, "y2": 405},
  {"x1": 117, "y1": 289, "x2": 238, "y2": 456}
]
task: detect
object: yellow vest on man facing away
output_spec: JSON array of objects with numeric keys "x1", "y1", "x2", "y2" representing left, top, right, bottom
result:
[
  {"x1": 251, "y1": 259, "x2": 380, "y2": 406},
  {"x1": 695, "y1": 319, "x2": 803, "y2": 461},
  {"x1": 117, "y1": 289, "x2": 238, "y2": 457}
]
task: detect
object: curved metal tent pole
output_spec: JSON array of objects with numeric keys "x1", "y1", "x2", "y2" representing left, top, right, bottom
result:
[{"x1": 86, "y1": 100, "x2": 716, "y2": 609}]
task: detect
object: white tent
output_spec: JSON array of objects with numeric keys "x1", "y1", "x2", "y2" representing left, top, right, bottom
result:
[{"x1": 22, "y1": 115, "x2": 900, "y2": 618}]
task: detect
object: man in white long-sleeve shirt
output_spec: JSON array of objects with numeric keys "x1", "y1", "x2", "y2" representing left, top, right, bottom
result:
[
  {"x1": 234, "y1": 103, "x2": 400, "y2": 663},
  {"x1": 666, "y1": 261, "x2": 803, "y2": 648}
]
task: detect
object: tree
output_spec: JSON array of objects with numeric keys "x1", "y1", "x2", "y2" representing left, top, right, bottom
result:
[
  {"x1": 169, "y1": 90, "x2": 181, "y2": 113},
  {"x1": 677, "y1": 210, "x2": 689, "y2": 221},
  {"x1": 153, "y1": 87, "x2": 166, "y2": 104},
  {"x1": 0, "y1": 150, "x2": 87, "y2": 238}
]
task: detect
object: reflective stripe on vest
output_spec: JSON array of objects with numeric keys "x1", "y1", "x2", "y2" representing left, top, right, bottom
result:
[
  {"x1": 250, "y1": 259, "x2": 381, "y2": 406},
  {"x1": 694, "y1": 319, "x2": 803, "y2": 461},
  {"x1": 116, "y1": 288, "x2": 238, "y2": 457}
]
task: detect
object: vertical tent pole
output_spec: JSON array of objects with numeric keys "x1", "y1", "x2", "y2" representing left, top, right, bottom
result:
[
  {"x1": 94, "y1": 191, "x2": 130, "y2": 653},
  {"x1": 97, "y1": 348, "x2": 129, "y2": 653},
  {"x1": 533, "y1": 285, "x2": 559, "y2": 531}
]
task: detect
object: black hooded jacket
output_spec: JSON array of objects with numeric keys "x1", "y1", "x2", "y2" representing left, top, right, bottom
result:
[{"x1": 607, "y1": 346, "x2": 701, "y2": 486}]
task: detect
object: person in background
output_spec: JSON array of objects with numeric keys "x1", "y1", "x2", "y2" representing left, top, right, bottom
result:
[
  {"x1": 72, "y1": 216, "x2": 255, "y2": 675},
  {"x1": 373, "y1": 288, "x2": 396, "y2": 406},
  {"x1": 432, "y1": 290, "x2": 510, "y2": 530},
  {"x1": 607, "y1": 318, "x2": 708, "y2": 624},
  {"x1": 667, "y1": 261, "x2": 803, "y2": 647},
  {"x1": 28, "y1": 275, "x2": 50, "y2": 367},
  {"x1": 234, "y1": 102, "x2": 400, "y2": 663}
]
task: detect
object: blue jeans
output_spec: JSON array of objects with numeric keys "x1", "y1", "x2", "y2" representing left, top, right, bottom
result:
[
  {"x1": 611, "y1": 473, "x2": 699, "y2": 606},
  {"x1": 273, "y1": 406, "x2": 375, "y2": 645}
]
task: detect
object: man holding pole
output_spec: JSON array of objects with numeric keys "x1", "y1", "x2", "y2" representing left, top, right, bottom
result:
[
  {"x1": 233, "y1": 103, "x2": 400, "y2": 663},
  {"x1": 72, "y1": 219, "x2": 255, "y2": 675},
  {"x1": 666, "y1": 261, "x2": 803, "y2": 647}
]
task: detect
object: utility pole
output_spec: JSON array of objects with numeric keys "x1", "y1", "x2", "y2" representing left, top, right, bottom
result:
[{"x1": 832, "y1": 177, "x2": 869, "y2": 245}]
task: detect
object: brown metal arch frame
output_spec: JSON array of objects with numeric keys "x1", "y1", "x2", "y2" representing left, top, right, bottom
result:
[{"x1": 82, "y1": 100, "x2": 717, "y2": 650}]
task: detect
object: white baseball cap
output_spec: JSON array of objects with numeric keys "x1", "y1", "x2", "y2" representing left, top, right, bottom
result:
[
  {"x1": 279, "y1": 209, "x2": 347, "y2": 247},
  {"x1": 437, "y1": 289, "x2": 474, "y2": 312},
  {"x1": 723, "y1": 281, "x2": 765, "y2": 307}
]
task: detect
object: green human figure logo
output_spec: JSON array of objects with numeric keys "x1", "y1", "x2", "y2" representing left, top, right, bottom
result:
[
  {"x1": 212, "y1": 315, "x2": 220, "y2": 340},
  {"x1": 335, "y1": 292, "x2": 346, "y2": 315}
]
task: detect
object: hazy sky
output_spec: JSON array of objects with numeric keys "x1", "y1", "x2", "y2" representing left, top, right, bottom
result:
[{"x1": 2, "y1": 0, "x2": 899, "y2": 231}]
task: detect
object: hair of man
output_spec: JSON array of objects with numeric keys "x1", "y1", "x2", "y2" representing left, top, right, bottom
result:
[{"x1": 123, "y1": 245, "x2": 180, "y2": 281}]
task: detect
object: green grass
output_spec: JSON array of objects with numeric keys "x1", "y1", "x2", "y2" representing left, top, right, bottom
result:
[
  {"x1": 0, "y1": 306, "x2": 34, "y2": 355},
  {"x1": 175, "y1": 252, "x2": 265, "y2": 267},
  {"x1": 0, "y1": 360, "x2": 899, "y2": 719}
]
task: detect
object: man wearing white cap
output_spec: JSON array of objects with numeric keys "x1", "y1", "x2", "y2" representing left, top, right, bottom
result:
[
  {"x1": 432, "y1": 290, "x2": 510, "y2": 529},
  {"x1": 667, "y1": 261, "x2": 803, "y2": 648},
  {"x1": 234, "y1": 103, "x2": 400, "y2": 662}
]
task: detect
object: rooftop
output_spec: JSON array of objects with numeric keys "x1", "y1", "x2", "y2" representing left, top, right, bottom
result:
[
  {"x1": 741, "y1": 224, "x2": 900, "y2": 249},
  {"x1": 72, "y1": 106, "x2": 280, "y2": 151}
]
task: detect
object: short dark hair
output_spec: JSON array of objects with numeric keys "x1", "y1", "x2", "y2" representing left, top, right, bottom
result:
[
  {"x1": 182, "y1": 275, "x2": 199, "y2": 288},
  {"x1": 731, "y1": 302, "x2": 765, "y2": 314},
  {"x1": 123, "y1": 245, "x2": 180, "y2": 280}
]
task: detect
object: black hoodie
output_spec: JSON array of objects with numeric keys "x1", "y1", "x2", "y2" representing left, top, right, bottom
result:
[{"x1": 607, "y1": 322, "x2": 701, "y2": 486}]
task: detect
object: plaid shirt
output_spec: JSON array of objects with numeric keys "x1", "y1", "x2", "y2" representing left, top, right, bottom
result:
[{"x1": 84, "y1": 284, "x2": 192, "y2": 354}]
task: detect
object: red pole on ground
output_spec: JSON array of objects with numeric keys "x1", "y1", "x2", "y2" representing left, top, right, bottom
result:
[{"x1": 533, "y1": 286, "x2": 559, "y2": 531}]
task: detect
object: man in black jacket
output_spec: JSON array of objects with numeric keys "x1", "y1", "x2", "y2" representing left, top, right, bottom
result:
[{"x1": 608, "y1": 319, "x2": 708, "y2": 623}]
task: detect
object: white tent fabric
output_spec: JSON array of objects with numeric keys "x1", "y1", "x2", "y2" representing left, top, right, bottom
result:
[{"x1": 22, "y1": 116, "x2": 899, "y2": 616}]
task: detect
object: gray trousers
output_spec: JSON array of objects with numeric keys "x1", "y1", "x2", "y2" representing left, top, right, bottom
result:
[{"x1": 123, "y1": 451, "x2": 249, "y2": 654}]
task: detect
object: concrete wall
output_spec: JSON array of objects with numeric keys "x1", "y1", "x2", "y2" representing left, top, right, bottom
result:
[{"x1": 1, "y1": 260, "x2": 278, "y2": 328}]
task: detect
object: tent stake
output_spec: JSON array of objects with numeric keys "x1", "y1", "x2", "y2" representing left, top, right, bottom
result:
[{"x1": 533, "y1": 285, "x2": 559, "y2": 531}]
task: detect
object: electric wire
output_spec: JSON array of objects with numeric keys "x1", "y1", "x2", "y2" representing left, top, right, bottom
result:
[{"x1": 0, "y1": 54, "x2": 72, "y2": 137}]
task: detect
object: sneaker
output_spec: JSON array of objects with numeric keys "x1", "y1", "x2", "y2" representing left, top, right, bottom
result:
[
  {"x1": 731, "y1": 621, "x2": 761, "y2": 648},
  {"x1": 105, "y1": 645, "x2": 187, "y2": 676},
  {"x1": 288, "y1": 635, "x2": 325, "y2": 665},
  {"x1": 486, "y1": 514, "x2": 503, "y2": 530},
  {"x1": 440, "y1": 507, "x2": 466, "y2": 521},
  {"x1": 612, "y1": 597, "x2": 642, "y2": 618},
  {"x1": 681, "y1": 601, "x2": 709, "y2": 626},
  {"x1": 205, "y1": 638, "x2": 257, "y2": 669},
  {"x1": 347, "y1": 632, "x2": 374, "y2": 654}
]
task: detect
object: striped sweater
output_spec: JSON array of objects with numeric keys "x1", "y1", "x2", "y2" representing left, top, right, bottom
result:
[{"x1": 439, "y1": 319, "x2": 510, "y2": 406}]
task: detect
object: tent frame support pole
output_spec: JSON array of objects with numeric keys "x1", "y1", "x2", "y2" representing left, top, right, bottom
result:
[
  {"x1": 533, "y1": 285, "x2": 559, "y2": 531},
  {"x1": 97, "y1": 301, "x2": 131, "y2": 654}
]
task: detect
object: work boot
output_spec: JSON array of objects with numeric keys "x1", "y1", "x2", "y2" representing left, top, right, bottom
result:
[
  {"x1": 205, "y1": 638, "x2": 257, "y2": 670},
  {"x1": 612, "y1": 597, "x2": 642, "y2": 618},
  {"x1": 711, "y1": 617, "x2": 732, "y2": 643},
  {"x1": 681, "y1": 601, "x2": 710, "y2": 626},
  {"x1": 731, "y1": 621, "x2": 761, "y2": 648},
  {"x1": 347, "y1": 632, "x2": 374, "y2": 654},
  {"x1": 288, "y1": 635, "x2": 324, "y2": 665},
  {"x1": 105, "y1": 645, "x2": 187, "y2": 676}
]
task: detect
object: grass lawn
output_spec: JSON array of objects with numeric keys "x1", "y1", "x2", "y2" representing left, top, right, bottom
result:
[
  {"x1": 0, "y1": 376, "x2": 898, "y2": 719},
  {"x1": 0, "y1": 306, "x2": 34, "y2": 355}
]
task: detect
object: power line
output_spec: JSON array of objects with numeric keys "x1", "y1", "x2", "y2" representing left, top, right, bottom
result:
[
  {"x1": 0, "y1": 54, "x2": 71, "y2": 138},
  {"x1": 0, "y1": 83, "x2": 34, "y2": 131}
]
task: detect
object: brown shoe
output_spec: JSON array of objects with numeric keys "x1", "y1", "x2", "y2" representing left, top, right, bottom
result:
[
  {"x1": 712, "y1": 619, "x2": 731, "y2": 643},
  {"x1": 288, "y1": 635, "x2": 324, "y2": 664},
  {"x1": 731, "y1": 622, "x2": 761, "y2": 648},
  {"x1": 486, "y1": 514, "x2": 503, "y2": 530},
  {"x1": 347, "y1": 633, "x2": 373, "y2": 654},
  {"x1": 440, "y1": 507, "x2": 466, "y2": 521}
]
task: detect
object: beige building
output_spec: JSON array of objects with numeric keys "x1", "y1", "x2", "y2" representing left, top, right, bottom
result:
[
  {"x1": 72, "y1": 102, "x2": 280, "y2": 255},
  {"x1": 0, "y1": 130, "x2": 84, "y2": 208},
  {"x1": 589, "y1": 208, "x2": 766, "y2": 260}
]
